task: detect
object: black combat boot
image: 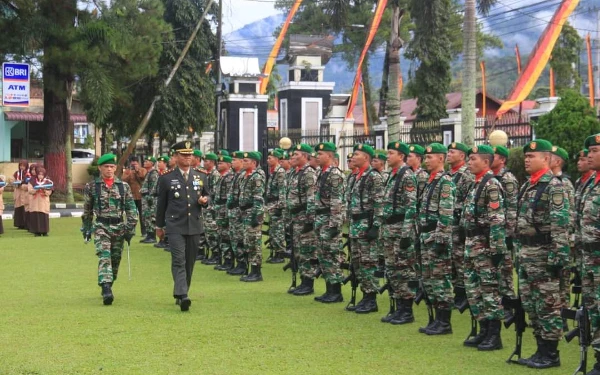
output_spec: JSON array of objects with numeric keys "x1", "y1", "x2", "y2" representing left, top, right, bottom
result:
[
  {"x1": 204, "y1": 250, "x2": 220, "y2": 265},
  {"x1": 464, "y1": 320, "x2": 488, "y2": 347},
  {"x1": 322, "y1": 282, "x2": 343, "y2": 303},
  {"x1": 418, "y1": 311, "x2": 437, "y2": 334},
  {"x1": 346, "y1": 293, "x2": 368, "y2": 312},
  {"x1": 390, "y1": 298, "x2": 415, "y2": 325},
  {"x1": 101, "y1": 283, "x2": 114, "y2": 306},
  {"x1": 242, "y1": 265, "x2": 263, "y2": 282},
  {"x1": 293, "y1": 277, "x2": 315, "y2": 296},
  {"x1": 588, "y1": 351, "x2": 600, "y2": 375},
  {"x1": 381, "y1": 299, "x2": 401, "y2": 323},
  {"x1": 228, "y1": 260, "x2": 247, "y2": 276},
  {"x1": 315, "y1": 281, "x2": 331, "y2": 302},
  {"x1": 477, "y1": 320, "x2": 503, "y2": 351},
  {"x1": 355, "y1": 292, "x2": 378, "y2": 314},
  {"x1": 426, "y1": 308, "x2": 452, "y2": 335},
  {"x1": 270, "y1": 252, "x2": 285, "y2": 264},
  {"x1": 518, "y1": 336, "x2": 544, "y2": 366},
  {"x1": 215, "y1": 257, "x2": 233, "y2": 271},
  {"x1": 527, "y1": 339, "x2": 560, "y2": 369},
  {"x1": 140, "y1": 233, "x2": 156, "y2": 244}
]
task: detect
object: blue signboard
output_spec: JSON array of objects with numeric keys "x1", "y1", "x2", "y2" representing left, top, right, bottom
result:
[{"x1": 2, "y1": 63, "x2": 30, "y2": 107}]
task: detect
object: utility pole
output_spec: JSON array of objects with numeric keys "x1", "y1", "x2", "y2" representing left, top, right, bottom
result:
[{"x1": 214, "y1": 0, "x2": 223, "y2": 151}]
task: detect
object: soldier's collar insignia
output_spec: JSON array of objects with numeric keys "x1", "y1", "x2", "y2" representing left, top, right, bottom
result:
[{"x1": 530, "y1": 142, "x2": 537, "y2": 150}]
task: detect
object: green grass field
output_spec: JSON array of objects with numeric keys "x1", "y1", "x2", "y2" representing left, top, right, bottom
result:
[{"x1": 0, "y1": 218, "x2": 582, "y2": 375}]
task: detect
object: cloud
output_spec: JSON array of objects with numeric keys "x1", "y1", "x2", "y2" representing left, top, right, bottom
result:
[{"x1": 223, "y1": 0, "x2": 281, "y2": 34}]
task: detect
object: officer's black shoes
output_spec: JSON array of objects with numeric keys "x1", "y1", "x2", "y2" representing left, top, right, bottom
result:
[
  {"x1": 390, "y1": 298, "x2": 415, "y2": 325},
  {"x1": 321, "y1": 283, "x2": 343, "y2": 303},
  {"x1": 228, "y1": 260, "x2": 247, "y2": 276},
  {"x1": 154, "y1": 240, "x2": 167, "y2": 249},
  {"x1": 518, "y1": 336, "x2": 543, "y2": 366},
  {"x1": 355, "y1": 292, "x2": 378, "y2": 314},
  {"x1": 426, "y1": 309, "x2": 452, "y2": 335},
  {"x1": 527, "y1": 339, "x2": 560, "y2": 369},
  {"x1": 140, "y1": 233, "x2": 156, "y2": 243},
  {"x1": 464, "y1": 320, "x2": 488, "y2": 347},
  {"x1": 242, "y1": 265, "x2": 263, "y2": 282},
  {"x1": 180, "y1": 296, "x2": 192, "y2": 312},
  {"x1": 293, "y1": 277, "x2": 314, "y2": 296},
  {"x1": 477, "y1": 320, "x2": 503, "y2": 351},
  {"x1": 315, "y1": 282, "x2": 332, "y2": 302},
  {"x1": 101, "y1": 283, "x2": 114, "y2": 306}
]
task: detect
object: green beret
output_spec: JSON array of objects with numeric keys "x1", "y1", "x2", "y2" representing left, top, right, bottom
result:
[
  {"x1": 353, "y1": 144, "x2": 375, "y2": 158},
  {"x1": 468, "y1": 145, "x2": 494, "y2": 156},
  {"x1": 493, "y1": 145, "x2": 509, "y2": 158},
  {"x1": 171, "y1": 141, "x2": 194, "y2": 155},
  {"x1": 524, "y1": 139, "x2": 553, "y2": 153},
  {"x1": 204, "y1": 152, "x2": 218, "y2": 161},
  {"x1": 316, "y1": 142, "x2": 336, "y2": 153},
  {"x1": 408, "y1": 144, "x2": 425, "y2": 156},
  {"x1": 193, "y1": 149, "x2": 203, "y2": 158},
  {"x1": 145, "y1": 156, "x2": 157, "y2": 164},
  {"x1": 448, "y1": 142, "x2": 470, "y2": 154},
  {"x1": 334, "y1": 152, "x2": 339, "y2": 160},
  {"x1": 577, "y1": 149, "x2": 589, "y2": 158},
  {"x1": 169, "y1": 149, "x2": 175, "y2": 157},
  {"x1": 387, "y1": 141, "x2": 410, "y2": 155},
  {"x1": 584, "y1": 134, "x2": 600, "y2": 149},
  {"x1": 347, "y1": 152, "x2": 353, "y2": 160},
  {"x1": 374, "y1": 151, "x2": 387, "y2": 161},
  {"x1": 281, "y1": 151, "x2": 290, "y2": 160},
  {"x1": 425, "y1": 143, "x2": 448, "y2": 154},
  {"x1": 242, "y1": 151, "x2": 261, "y2": 161},
  {"x1": 98, "y1": 153, "x2": 118, "y2": 166},
  {"x1": 218, "y1": 155, "x2": 232, "y2": 163},
  {"x1": 232, "y1": 151, "x2": 243, "y2": 159},
  {"x1": 294, "y1": 143, "x2": 314, "y2": 154},
  {"x1": 268, "y1": 149, "x2": 283, "y2": 158},
  {"x1": 311, "y1": 152, "x2": 317, "y2": 158},
  {"x1": 157, "y1": 155, "x2": 170, "y2": 163},
  {"x1": 217, "y1": 149, "x2": 229, "y2": 157},
  {"x1": 551, "y1": 146, "x2": 569, "y2": 162}
]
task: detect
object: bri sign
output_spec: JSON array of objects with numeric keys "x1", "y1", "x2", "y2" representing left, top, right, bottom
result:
[{"x1": 2, "y1": 63, "x2": 30, "y2": 107}]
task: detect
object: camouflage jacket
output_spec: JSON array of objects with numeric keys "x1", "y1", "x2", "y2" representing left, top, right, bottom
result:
[
  {"x1": 226, "y1": 170, "x2": 244, "y2": 220},
  {"x1": 82, "y1": 177, "x2": 138, "y2": 233},
  {"x1": 555, "y1": 173, "x2": 575, "y2": 243},
  {"x1": 413, "y1": 167, "x2": 429, "y2": 202},
  {"x1": 418, "y1": 170, "x2": 455, "y2": 245},
  {"x1": 286, "y1": 163, "x2": 316, "y2": 220},
  {"x1": 580, "y1": 174, "x2": 600, "y2": 251},
  {"x1": 207, "y1": 168, "x2": 221, "y2": 203},
  {"x1": 140, "y1": 168, "x2": 159, "y2": 197},
  {"x1": 345, "y1": 171, "x2": 358, "y2": 218},
  {"x1": 448, "y1": 164, "x2": 474, "y2": 226},
  {"x1": 239, "y1": 169, "x2": 265, "y2": 224},
  {"x1": 312, "y1": 165, "x2": 345, "y2": 230},
  {"x1": 214, "y1": 169, "x2": 235, "y2": 222},
  {"x1": 515, "y1": 170, "x2": 570, "y2": 267},
  {"x1": 266, "y1": 165, "x2": 286, "y2": 212},
  {"x1": 382, "y1": 165, "x2": 417, "y2": 239},
  {"x1": 574, "y1": 172, "x2": 594, "y2": 245},
  {"x1": 495, "y1": 168, "x2": 519, "y2": 238},
  {"x1": 461, "y1": 170, "x2": 506, "y2": 256},
  {"x1": 348, "y1": 166, "x2": 384, "y2": 238}
]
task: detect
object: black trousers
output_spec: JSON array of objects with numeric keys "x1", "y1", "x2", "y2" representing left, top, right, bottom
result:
[
  {"x1": 134, "y1": 199, "x2": 145, "y2": 235},
  {"x1": 169, "y1": 233, "x2": 202, "y2": 297}
]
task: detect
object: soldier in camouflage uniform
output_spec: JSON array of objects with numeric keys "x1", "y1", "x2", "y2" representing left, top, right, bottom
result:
[
  {"x1": 574, "y1": 148, "x2": 593, "y2": 284},
  {"x1": 81, "y1": 153, "x2": 138, "y2": 305},
  {"x1": 347, "y1": 144, "x2": 384, "y2": 314},
  {"x1": 312, "y1": 142, "x2": 345, "y2": 303},
  {"x1": 577, "y1": 136, "x2": 600, "y2": 375},
  {"x1": 407, "y1": 145, "x2": 429, "y2": 201},
  {"x1": 446, "y1": 142, "x2": 475, "y2": 310},
  {"x1": 213, "y1": 154, "x2": 235, "y2": 271},
  {"x1": 237, "y1": 152, "x2": 265, "y2": 282},
  {"x1": 461, "y1": 145, "x2": 506, "y2": 351},
  {"x1": 380, "y1": 141, "x2": 418, "y2": 325},
  {"x1": 201, "y1": 153, "x2": 221, "y2": 265},
  {"x1": 227, "y1": 152, "x2": 247, "y2": 276},
  {"x1": 265, "y1": 149, "x2": 287, "y2": 264},
  {"x1": 140, "y1": 156, "x2": 159, "y2": 244},
  {"x1": 287, "y1": 144, "x2": 318, "y2": 295},
  {"x1": 371, "y1": 151, "x2": 388, "y2": 265},
  {"x1": 516, "y1": 139, "x2": 570, "y2": 369},
  {"x1": 418, "y1": 143, "x2": 456, "y2": 335}
]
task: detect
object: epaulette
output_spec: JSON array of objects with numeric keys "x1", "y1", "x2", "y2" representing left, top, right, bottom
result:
[
  {"x1": 164, "y1": 168, "x2": 175, "y2": 175},
  {"x1": 194, "y1": 167, "x2": 207, "y2": 174}
]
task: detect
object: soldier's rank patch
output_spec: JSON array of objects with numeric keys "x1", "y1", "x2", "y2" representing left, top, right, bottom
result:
[
  {"x1": 505, "y1": 181, "x2": 516, "y2": 193},
  {"x1": 441, "y1": 183, "x2": 451, "y2": 198},
  {"x1": 552, "y1": 192, "x2": 564, "y2": 206},
  {"x1": 489, "y1": 201, "x2": 500, "y2": 209},
  {"x1": 488, "y1": 189, "x2": 499, "y2": 202},
  {"x1": 331, "y1": 175, "x2": 341, "y2": 188},
  {"x1": 404, "y1": 180, "x2": 416, "y2": 192},
  {"x1": 255, "y1": 179, "x2": 263, "y2": 188}
]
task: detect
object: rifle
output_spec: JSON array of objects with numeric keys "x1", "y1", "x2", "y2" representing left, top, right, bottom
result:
[
  {"x1": 342, "y1": 260, "x2": 358, "y2": 310},
  {"x1": 80, "y1": 227, "x2": 91, "y2": 244},
  {"x1": 502, "y1": 295, "x2": 527, "y2": 364},
  {"x1": 411, "y1": 237, "x2": 434, "y2": 327},
  {"x1": 377, "y1": 269, "x2": 395, "y2": 318},
  {"x1": 562, "y1": 305, "x2": 591, "y2": 375},
  {"x1": 262, "y1": 219, "x2": 272, "y2": 260},
  {"x1": 570, "y1": 266, "x2": 582, "y2": 309},
  {"x1": 282, "y1": 224, "x2": 297, "y2": 293}
]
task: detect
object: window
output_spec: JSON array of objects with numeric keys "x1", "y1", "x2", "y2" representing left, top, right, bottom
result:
[
  {"x1": 239, "y1": 109, "x2": 257, "y2": 151},
  {"x1": 280, "y1": 99, "x2": 288, "y2": 132},
  {"x1": 301, "y1": 98, "x2": 322, "y2": 135}
]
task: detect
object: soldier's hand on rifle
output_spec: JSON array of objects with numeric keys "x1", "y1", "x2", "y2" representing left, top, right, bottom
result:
[
  {"x1": 491, "y1": 253, "x2": 504, "y2": 268},
  {"x1": 366, "y1": 226, "x2": 379, "y2": 240},
  {"x1": 399, "y1": 237, "x2": 411, "y2": 249}
]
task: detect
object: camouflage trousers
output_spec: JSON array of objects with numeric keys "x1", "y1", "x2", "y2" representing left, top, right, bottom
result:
[
  {"x1": 451, "y1": 226, "x2": 465, "y2": 289},
  {"x1": 464, "y1": 253, "x2": 504, "y2": 321},
  {"x1": 382, "y1": 236, "x2": 416, "y2": 299},
  {"x1": 499, "y1": 252, "x2": 515, "y2": 297},
  {"x1": 229, "y1": 209, "x2": 244, "y2": 259},
  {"x1": 94, "y1": 224, "x2": 124, "y2": 285},
  {"x1": 349, "y1": 237, "x2": 380, "y2": 294},
  {"x1": 267, "y1": 209, "x2": 285, "y2": 254},
  {"x1": 141, "y1": 195, "x2": 156, "y2": 235},
  {"x1": 518, "y1": 245, "x2": 563, "y2": 341},
  {"x1": 292, "y1": 220, "x2": 318, "y2": 278},
  {"x1": 216, "y1": 213, "x2": 231, "y2": 260},
  {"x1": 243, "y1": 221, "x2": 262, "y2": 266},
  {"x1": 420, "y1": 232, "x2": 453, "y2": 309},
  {"x1": 316, "y1": 225, "x2": 344, "y2": 284},
  {"x1": 203, "y1": 208, "x2": 219, "y2": 253},
  {"x1": 582, "y1": 252, "x2": 600, "y2": 350}
]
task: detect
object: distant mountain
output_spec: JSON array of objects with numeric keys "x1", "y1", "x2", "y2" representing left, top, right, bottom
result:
[{"x1": 224, "y1": 1, "x2": 599, "y2": 97}]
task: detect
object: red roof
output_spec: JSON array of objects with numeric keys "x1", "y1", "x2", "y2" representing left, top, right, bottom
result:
[{"x1": 4, "y1": 111, "x2": 88, "y2": 122}]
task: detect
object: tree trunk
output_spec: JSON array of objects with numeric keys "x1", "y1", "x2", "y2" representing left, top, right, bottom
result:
[
  {"x1": 43, "y1": 84, "x2": 69, "y2": 194},
  {"x1": 379, "y1": 41, "x2": 391, "y2": 119},
  {"x1": 361, "y1": 55, "x2": 376, "y2": 130},
  {"x1": 65, "y1": 81, "x2": 74, "y2": 203},
  {"x1": 461, "y1": 0, "x2": 477, "y2": 145},
  {"x1": 387, "y1": 6, "x2": 404, "y2": 138}
]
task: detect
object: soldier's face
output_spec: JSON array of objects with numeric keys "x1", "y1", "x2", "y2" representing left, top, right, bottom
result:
[
  {"x1": 280, "y1": 160, "x2": 290, "y2": 169},
  {"x1": 218, "y1": 161, "x2": 230, "y2": 172},
  {"x1": 352, "y1": 151, "x2": 369, "y2": 168},
  {"x1": 387, "y1": 150, "x2": 402, "y2": 168},
  {"x1": 309, "y1": 157, "x2": 319, "y2": 168},
  {"x1": 524, "y1": 152, "x2": 548, "y2": 174},
  {"x1": 425, "y1": 154, "x2": 443, "y2": 171},
  {"x1": 577, "y1": 155, "x2": 590, "y2": 172},
  {"x1": 232, "y1": 158, "x2": 242, "y2": 171},
  {"x1": 588, "y1": 146, "x2": 600, "y2": 170},
  {"x1": 242, "y1": 158, "x2": 253, "y2": 170},
  {"x1": 491, "y1": 154, "x2": 504, "y2": 170},
  {"x1": 267, "y1": 155, "x2": 278, "y2": 167},
  {"x1": 143, "y1": 160, "x2": 153, "y2": 169},
  {"x1": 193, "y1": 156, "x2": 201, "y2": 167},
  {"x1": 371, "y1": 158, "x2": 384, "y2": 171},
  {"x1": 406, "y1": 153, "x2": 420, "y2": 168},
  {"x1": 316, "y1": 151, "x2": 331, "y2": 167},
  {"x1": 468, "y1": 154, "x2": 486, "y2": 175},
  {"x1": 158, "y1": 161, "x2": 167, "y2": 170},
  {"x1": 446, "y1": 149, "x2": 464, "y2": 165},
  {"x1": 177, "y1": 153, "x2": 192, "y2": 168},
  {"x1": 291, "y1": 152, "x2": 305, "y2": 167},
  {"x1": 99, "y1": 164, "x2": 116, "y2": 179}
]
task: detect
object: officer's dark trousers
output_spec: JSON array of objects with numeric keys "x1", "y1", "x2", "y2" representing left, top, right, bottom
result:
[
  {"x1": 134, "y1": 199, "x2": 145, "y2": 234},
  {"x1": 169, "y1": 233, "x2": 202, "y2": 297}
]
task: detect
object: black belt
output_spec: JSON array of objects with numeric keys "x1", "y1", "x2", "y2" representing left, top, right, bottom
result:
[
  {"x1": 518, "y1": 233, "x2": 552, "y2": 246},
  {"x1": 266, "y1": 197, "x2": 278, "y2": 203},
  {"x1": 384, "y1": 214, "x2": 405, "y2": 225},
  {"x1": 352, "y1": 212, "x2": 372, "y2": 221},
  {"x1": 315, "y1": 207, "x2": 331, "y2": 215},
  {"x1": 240, "y1": 204, "x2": 253, "y2": 211},
  {"x1": 289, "y1": 203, "x2": 307, "y2": 215},
  {"x1": 465, "y1": 227, "x2": 489, "y2": 238},
  {"x1": 419, "y1": 222, "x2": 437, "y2": 233},
  {"x1": 583, "y1": 243, "x2": 599, "y2": 252},
  {"x1": 96, "y1": 217, "x2": 123, "y2": 225},
  {"x1": 215, "y1": 199, "x2": 227, "y2": 204}
]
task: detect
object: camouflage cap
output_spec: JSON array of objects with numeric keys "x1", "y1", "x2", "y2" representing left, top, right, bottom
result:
[
  {"x1": 551, "y1": 146, "x2": 569, "y2": 162},
  {"x1": 204, "y1": 152, "x2": 218, "y2": 161},
  {"x1": 157, "y1": 155, "x2": 170, "y2": 163},
  {"x1": 425, "y1": 143, "x2": 448, "y2": 154},
  {"x1": 294, "y1": 143, "x2": 314, "y2": 154},
  {"x1": 98, "y1": 153, "x2": 118, "y2": 166},
  {"x1": 409, "y1": 144, "x2": 425, "y2": 156},
  {"x1": 524, "y1": 139, "x2": 553, "y2": 153},
  {"x1": 493, "y1": 145, "x2": 509, "y2": 158},
  {"x1": 387, "y1": 141, "x2": 410, "y2": 155},
  {"x1": 584, "y1": 134, "x2": 600, "y2": 149},
  {"x1": 468, "y1": 145, "x2": 494, "y2": 156},
  {"x1": 316, "y1": 142, "x2": 336, "y2": 153},
  {"x1": 374, "y1": 151, "x2": 387, "y2": 161},
  {"x1": 268, "y1": 149, "x2": 283, "y2": 158},
  {"x1": 353, "y1": 144, "x2": 375, "y2": 158},
  {"x1": 193, "y1": 149, "x2": 203, "y2": 158},
  {"x1": 145, "y1": 155, "x2": 157, "y2": 164},
  {"x1": 218, "y1": 155, "x2": 232, "y2": 163},
  {"x1": 448, "y1": 142, "x2": 470, "y2": 154}
]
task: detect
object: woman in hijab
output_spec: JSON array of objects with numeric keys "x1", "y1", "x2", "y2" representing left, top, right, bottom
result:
[
  {"x1": 27, "y1": 167, "x2": 53, "y2": 236},
  {"x1": 12, "y1": 160, "x2": 28, "y2": 229}
]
